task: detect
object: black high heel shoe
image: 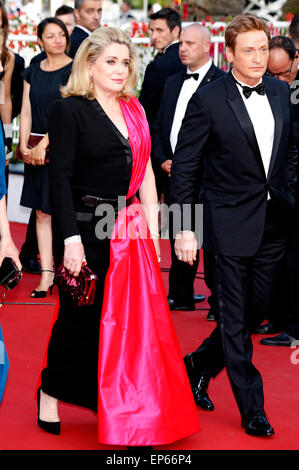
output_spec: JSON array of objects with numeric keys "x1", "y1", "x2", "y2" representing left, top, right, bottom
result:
[
  {"x1": 30, "y1": 270, "x2": 55, "y2": 298},
  {"x1": 37, "y1": 387, "x2": 61, "y2": 435}
]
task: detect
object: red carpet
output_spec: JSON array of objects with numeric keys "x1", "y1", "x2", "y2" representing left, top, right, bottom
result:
[{"x1": 0, "y1": 223, "x2": 298, "y2": 450}]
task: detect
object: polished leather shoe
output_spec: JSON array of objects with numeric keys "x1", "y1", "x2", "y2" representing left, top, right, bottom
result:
[
  {"x1": 242, "y1": 411, "x2": 274, "y2": 436},
  {"x1": 184, "y1": 353, "x2": 214, "y2": 411},
  {"x1": 254, "y1": 323, "x2": 282, "y2": 335},
  {"x1": 193, "y1": 294, "x2": 206, "y2": 303},
  {"x1": 20, "y1": 256, "x2": 41, "y2": 275},
  {"x1": 260, "y1": 332, "x2": 296, "y2": 347},
  {"x1": 168, "y1": 298, "x2": 195, "y2": 311},
  {"x1": 206, "y1": 310, "x2": 216, "y2": 321}
]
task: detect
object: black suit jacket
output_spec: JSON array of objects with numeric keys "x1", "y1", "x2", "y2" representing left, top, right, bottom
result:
[
  {"x1": 69, "y1": 26, "x2": 89, "y2": 58},
  {"x1": 292, "y1": 69, "x2": 299, "y2": 151},
  {"x1": 139, "y1": 42, "x2": 186, "y2": 130},
  {"x1": 152, "y1": 62, "x2": 226, "y2": 167},
  {"x1": 170, "y1": 72, "x2": 298, "y2": 257}
]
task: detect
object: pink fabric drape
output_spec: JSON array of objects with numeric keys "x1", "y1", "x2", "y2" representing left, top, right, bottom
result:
[{"x1": 97, "y1": 97, "x2": 200, "y2": 446}]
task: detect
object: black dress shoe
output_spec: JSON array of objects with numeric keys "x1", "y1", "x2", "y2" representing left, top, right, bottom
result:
[
  {"x1": 184, "y1": 353, "x2": 214, "y2": 411},
  {"x1": 254, "y1": 323, "x2": 282, "y2": 335},
  {"x1": 20, "y1": 257, "x2": 41, "y2": 275},
  {"x1": 193, "y1": 294, "x2": 206, "y2": 303},
  {"x1": 260, "y1": 332, "x2": 296, "y2": 347},
  {"x1": 242, "y1": 411, "x2": 274, "y2": 437},
  {"x1": 168, "y1": 298, "x2": 195, "y2": 311}
]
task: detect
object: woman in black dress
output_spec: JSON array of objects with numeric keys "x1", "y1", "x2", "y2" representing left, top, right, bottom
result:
[
  {"x1": 37, "y1": 27, "x2": 200, "y2": 446},
  {"x1": 19, "y1": 17, "x2": 72, "y2": 297}
]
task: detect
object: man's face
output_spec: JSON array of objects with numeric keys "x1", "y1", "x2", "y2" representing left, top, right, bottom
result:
[
  {"x1": 179, "y1": 27, "x2": 210, "y2": 70},
  {"x1": 75, "y1": 0, "x2": 102, "y2": 32},
  {"x1": 226, "y1": 30, "x2": 269, "y2": 86},
  {"x1": 149, "y1": 19, "x2": 179, "y2": 52},
  {"x1": 56, "y1": 13, "x2": 76, "y2": 37},
  {"x1": 267, "y1": 47, "x2": 298, "y2": 85}
]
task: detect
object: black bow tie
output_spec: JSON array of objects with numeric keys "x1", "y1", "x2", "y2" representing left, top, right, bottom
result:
[
  {"x1": 184, "y1": 73, "x2": 199, "y2": 81},
  {"x1": 241, "y1": 82, "x2": 266, "y2": 99}
]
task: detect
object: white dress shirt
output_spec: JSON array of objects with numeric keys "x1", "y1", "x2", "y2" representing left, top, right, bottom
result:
[
  {"x1": 170, "y1": 59, "x2": 212, "y2": 153},
  {"x1": 75, "y1": 24, "x2": 91, "y2": 36},
  {"x1": 232, "y1": 70, "x2": 275, "y2": 180}
]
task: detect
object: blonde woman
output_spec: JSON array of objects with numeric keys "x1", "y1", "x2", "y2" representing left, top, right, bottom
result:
[{"x1": 36, "y1": 27, "x2": 200, "y2": 448}]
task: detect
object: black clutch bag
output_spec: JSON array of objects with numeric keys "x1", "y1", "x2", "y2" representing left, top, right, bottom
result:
[{"x1": 0, "y1": 257, "x2": 22, "y2": 306}]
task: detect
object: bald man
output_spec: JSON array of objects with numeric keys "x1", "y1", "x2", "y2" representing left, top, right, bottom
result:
[{"x1": 152, "y1": 24, "x2": 225, "y2": 315}]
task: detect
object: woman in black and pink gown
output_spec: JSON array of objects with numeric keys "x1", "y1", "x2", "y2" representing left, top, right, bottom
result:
[{"x1": 36, "y1": 27, "x2": 200, "y2": 447}]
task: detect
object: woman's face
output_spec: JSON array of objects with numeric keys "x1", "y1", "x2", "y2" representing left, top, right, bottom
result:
[
  {"x1": 39, "y1": 22, "x2": 67, "y2": 55},
  {"x1": 90, "y1": 42, "x2": 130, "y2": 96}
]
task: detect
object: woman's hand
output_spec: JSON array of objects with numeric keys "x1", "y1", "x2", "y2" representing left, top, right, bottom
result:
[
  {"x1": 20, "y1": 145, "x2": 33, "y2": 164},
  {"x1": 63, "y1": 242, "x2": 86, "y2": 277},
  {"x1": 30, "y1": 143, "x2": 47, "y2": 166},
  {"x1": 0, "y1": 236, "x2": 22, "y2": 271}
]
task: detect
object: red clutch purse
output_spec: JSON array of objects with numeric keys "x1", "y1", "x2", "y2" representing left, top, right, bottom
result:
[{"x1": 54, "y1": 263, "x2": 99, "y2": 307}]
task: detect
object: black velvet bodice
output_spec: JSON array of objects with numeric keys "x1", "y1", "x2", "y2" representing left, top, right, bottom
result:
[{"x1": 48, "y1": 95, "x2": 133, "y2": 239}]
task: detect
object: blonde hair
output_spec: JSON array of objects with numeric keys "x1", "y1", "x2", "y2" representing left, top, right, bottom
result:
[{"x1": 61, "y1": 27, "x2": 138, "y2": 101}]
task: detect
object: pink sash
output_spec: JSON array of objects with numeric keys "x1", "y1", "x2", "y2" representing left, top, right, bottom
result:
[{"x1": 97, "y1": 97, "x2": 200, "y2": 446}]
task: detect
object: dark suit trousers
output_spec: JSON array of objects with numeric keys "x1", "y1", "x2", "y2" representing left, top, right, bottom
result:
[
  {"x1": 191, "y1": 200, "x2": 291, "y2": 419},
  {"x1": 284, "y1": 222, "x2": 299, "y2": 338},
  {"x1": 168, "y1": 236, "x2": 199, "y2": 304}
]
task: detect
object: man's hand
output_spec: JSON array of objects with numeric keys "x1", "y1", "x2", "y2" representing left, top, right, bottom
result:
[
  {"x1": 161, "y1": 159, "x2": 172, "y2": 176},
  {"x1": 174, "y1": 230, "x2": 197, "y2": 266}
]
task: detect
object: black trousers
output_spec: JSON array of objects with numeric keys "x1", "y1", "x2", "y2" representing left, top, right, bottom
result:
[
  {"x1": 191, "y1": 200, "x2": 291, "y2": 419},
  {"x1": 284, "y1": 222, "x2": 299, "y2": 338},
  {"x1": 203, "y1": 250, "x2": 217, "y2": 318},
  {"x1": 168, "y1": 236, "x2": 199, "y2": 304}
]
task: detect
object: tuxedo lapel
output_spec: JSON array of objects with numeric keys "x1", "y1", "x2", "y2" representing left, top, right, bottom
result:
[
  {"x1": 199, "y1": 63, "x2": 217, "y2": 88},
  {"x1": 225, "y1": 74, "x2": 265, "y2": 177},
  {"x1": 265, "y1": 79, "x2": 283, "y2": 180}
]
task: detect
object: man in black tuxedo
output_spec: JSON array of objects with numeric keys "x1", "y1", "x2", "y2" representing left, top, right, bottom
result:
[
  {"x1": 152, "y1": 23, "x2": 225, "y2": 312},
  {"x1": 69, "y1": 0, "x2": 102, "y2": 58},
  {"x1": 170, "y1": 15, "x2": 298, "y2": 436},
  {"x1": 259, "y1": 35, "x2": 299, "y2": 346}
]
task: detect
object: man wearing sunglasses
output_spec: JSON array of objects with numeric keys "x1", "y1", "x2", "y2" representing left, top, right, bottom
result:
[{"x1": 259, "y1": 35, "x2": 299, "y2": 347}]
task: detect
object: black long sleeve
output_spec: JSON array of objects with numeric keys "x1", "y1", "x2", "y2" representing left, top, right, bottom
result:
[{"x1": 49, "y1": 98, "x2": 79, "y2": 240}]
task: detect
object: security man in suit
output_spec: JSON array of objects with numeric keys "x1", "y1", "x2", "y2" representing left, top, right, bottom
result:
[
  {"x1": 152, "y1": 23, "x2": 225, "y2": 312},
  {"x1": 70, "y1": 0, "x2": 102, "y2": 58},
  {"x1": 139, "y1": 8, "x2": 185, "y2": 200}
]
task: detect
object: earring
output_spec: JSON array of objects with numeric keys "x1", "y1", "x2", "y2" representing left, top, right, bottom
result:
[{"x1": 89, "y1": 72, "x2": 93, "y2": 88}]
